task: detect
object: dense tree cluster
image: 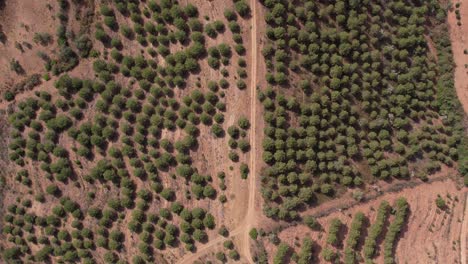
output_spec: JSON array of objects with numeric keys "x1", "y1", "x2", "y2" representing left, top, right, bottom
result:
[
  {"x1": 259, "y1": 0, "x2": 462, "y2": 220},
  {"x1": 2, "y1": 0, "x2": 252, "y2": 262}
]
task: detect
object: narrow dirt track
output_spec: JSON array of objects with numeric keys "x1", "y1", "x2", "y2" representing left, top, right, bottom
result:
[
  {"x1": 461, "y1": 194, "x2": 468, "y2": 264},
  {"x1": 448, "y1": 0, "x2": 468, "y2": 114},
  {"x1": 240, "y1": 0, "x2": 258, "y2": 262},
  {"x1": 447, "y1": 4, "x2": 468, "y2": 262},
  {"x1": 176, "y1": 1, "x2": 259, "y2": 263}
]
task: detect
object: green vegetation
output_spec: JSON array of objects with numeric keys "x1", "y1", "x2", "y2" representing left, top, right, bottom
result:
[
  {"x1": 303, "y1": 215, "x2": 320, "y2": 230},
  {"x1": 383, "y1": 198, "x2": 409, "y2": 264},
  {"x1": 1, "y1": 0, "x2": 465, "y2": 262},
  {"x1": 273, "y1": 242, "x2": 290, "y2": 264},
  {"x1": 435, "y1": 195, "x2": 447, "y2": 209},
  {"x1": 363, "y1": 201, "x2": 390, "y2": 260},
  {"x1": 297, "y1": 237, "x2": 314, "y2": 264},
  {"x1": 9, "y1": 59, "x2": 23, "y2": 74},
  {"x1": 0, "y1": 0, "x2": 252, "y2": 262},
  {"x1": 344, "y1": 212, "x2": 366, "y2": 264},
  {"x1": 326, "y1": 218, "x2": 343, "y2": 247},
  {"x1": 322, "y1": 247, "x2": 337, "y2": 262},
  {"x1": 259, "y1": 0, "x2": 465, "y2": 223},
  {"x1": 249, "y1": 228, "x2": 258, "y2": 240}
]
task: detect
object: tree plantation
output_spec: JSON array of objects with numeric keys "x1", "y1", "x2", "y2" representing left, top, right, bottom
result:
[{"x1": 0, "y1": 0, "x2": 466, "y2": 263}]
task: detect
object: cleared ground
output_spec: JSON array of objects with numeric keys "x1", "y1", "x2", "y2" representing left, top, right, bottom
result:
[{"x1": 265, "y1": 179, "x2": 465, "y2": 264}]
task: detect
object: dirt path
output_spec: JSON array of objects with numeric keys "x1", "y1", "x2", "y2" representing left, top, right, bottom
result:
[
  {"x1": 176, "y1": 227, "x2": 243, "y2": 264},
  {"x1": 461, "y1": 194, "x2": 468, "y2": 264},
  {"x1": 240, "y1": 0, "x2": 259, "y2": 262},
  {"x1": 177, "y1": 1, "x2": 259, "y2": 263},
  {"x1": 448, "y1": 0, "x2": 468, "y2": 114}
]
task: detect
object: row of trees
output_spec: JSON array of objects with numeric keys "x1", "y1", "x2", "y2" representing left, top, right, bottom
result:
[
  {"x1": 344, "y1": 212, "x2": 365, "y2": 264},
  {"x1": 363, "y1": 201, "x2": 390, "y2": 260},
  {"x1": 268, "y1": 198, "x2": 408, "y2": 263},
  {"x1": 326, "y1": 218, "x2": 343, "y2": 247},
  {"x1": 383, "y1": 198, "x2": 409, "y2": 264},
  {"x1": 273, "y1": 242, "x2": 291, "y2": 264}
]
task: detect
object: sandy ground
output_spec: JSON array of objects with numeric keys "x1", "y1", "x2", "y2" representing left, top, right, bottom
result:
[
  {"x1": 448, "y1": 0, "x2": 468, "y2": 114},
  {"x1": 176, "y1": 0, "x2": 261, "y2": 262},
  {"x1": 447, "y1": 3, "x2": 468, "y2": 263},
  {"x1": 264, "y1": 179, "x2": 465, "y2": 264},
  {"x1": 0, "y1": 0, "x2": 57, "y2": 97},
  {"x1": 240, "y1": 0, "x2": 259, "y2": 262},
  {"x1": 460, "y1": 194, "x2": 468, "y2": 264}
]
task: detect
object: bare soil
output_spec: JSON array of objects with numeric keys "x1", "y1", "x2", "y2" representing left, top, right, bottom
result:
[
  {"x1": 176, "y1": 0, "x2": 262, "y2": 262},
  {"x1": 263, "y1": 179, "x2": 465, "y2": 264},
  {"x1": 0, "y1": 0, "x2": 57, "y2": 91},
  {"x1": 448, "y1": 0, "x2": 468, "y2": 114}
]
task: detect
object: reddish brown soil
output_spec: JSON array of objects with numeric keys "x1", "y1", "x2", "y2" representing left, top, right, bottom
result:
[
  {"x1": 0, "y1": 0, "x2": 255, "y2": 262},
  {"x1": 448, "y1": 0, "x2": 468, "y2": 114},
  {"x1": 262, "y1": 179, "x2": 465, "y2": 264},
  {"x1": 0, "y1": 0, "x2": 57, "y2": 97}
]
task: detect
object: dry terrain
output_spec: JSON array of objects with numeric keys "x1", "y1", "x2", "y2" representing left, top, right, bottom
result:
[
  {"x1": 0, "y1": 0, "x2": 466, "y2": 264},
  {"x1": 265, "y1": 179, "x2": 465, "y2": 264},
  {"x1": 448, "y1": 3, "x2": 468, "y2": 263},
  {"x1": 448, "y1": 0, "x2": 468, "y2": 114}
]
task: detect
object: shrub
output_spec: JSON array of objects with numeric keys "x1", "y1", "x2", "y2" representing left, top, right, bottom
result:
[
  {"x1": 46, "y1": 185, "x2": 60, "y2": 196},
  {"x1": 235, "y1": 0, "x2": 251, "y2": 17},
  {"x1": 273, "y1": 243, "x2": 290, "y2": 264},
  {"x1": 326, "y1": 218, "x2": 342, "y2": 246},
  {"x1": 344, "y1": 212, "x2": 365, "y2": 264},
  {"x1": 3, "y1": 91, "x2": 15, "y2": 101},
  {"x1": 383, "y1": 198, "x2": 409, "y2": 264},
  {"x1": 216, "y1": 252, "x2": 226, "y2": 262},
  {"x1": 192, "y1": 229, "x2": 207, "y2": 242},
  {"x1": 237, "y1": 79, "x2": 247, "y2": 89},
  {"x1": 238, "y1": 139, "x2": 250, "y2": 152},
  {"x1": 47, "y1": 115, "x2": 72, "y2": 132},
  {"x1": 304, "y1": 215, "x2": 320, "y2": 230},
  {"x1": 224, "y1": 9, "x2": 237, "y2": 21},
  {"x1": 298, "y1": 237, "x2": 314, "y2": 264},
  {"x1": 228, "y1": 151, "x2": 239, "y2": 162},
  {"x1": 75, "y1": 35, "x2": 93, "y2": 57},
  {"x1": 211, "y1": 124, "x2": 224, "y2": 137},
  {"x1": 435, "y1": 195, "x2": 446, "y2": 209},
  {"x1": 322, "y1": 247, "x2": 337, "y2": 262},
  {"x1": 218, "y1": 225, "x2": 229, "y2": 237},
  {"x1": 229, "y1": 250, "x2": 240, "y2": 260},
  {"x1": 240, "y1": 163, "x2": 249, "y2": 179},
  {"x1": 238, "y1": 117, "x2": 250, "y2": 129},
  {"x1": 3, "y1": 247, "x2": 21, "y2": 260},
  {"x1": 33, "y1": 32, "x2": 52, "y2": 45},
  {"x1": 363, "y1": 201, "x2": 390, "y2": 259},
  {"x1": 160, "y1": 189, "x2": 175, "y2": 201},
  {"x1": 10, "y1": 59, "x2": 23, "y2": 73},
  {"x1": 249, "y1": 228, "x2": 258, "y2": 240}
]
